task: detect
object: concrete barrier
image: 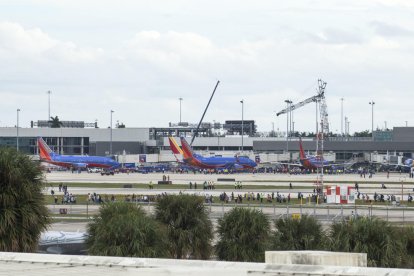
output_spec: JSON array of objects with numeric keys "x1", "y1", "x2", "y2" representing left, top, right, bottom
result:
[
  {"x1": 265, "y1": 251, "x2": 367, "y2": 267},
  {"x1": 1, "y1": 252, "x2": 413, "y2": 276},
  {"x1": 217, "y1": 178, "x2": 235, "y2": 182}
]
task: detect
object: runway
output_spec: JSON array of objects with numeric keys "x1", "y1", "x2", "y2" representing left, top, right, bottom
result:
[{"x1": 45, "y1": 171, "x2": 414, "y2": 184}]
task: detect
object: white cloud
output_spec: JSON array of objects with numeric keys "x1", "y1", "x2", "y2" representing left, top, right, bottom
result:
[
  {"x1": 0, "y1": 22, "x2": 103, "y2": 62},
  {"x1": 0, "y1": 0, "x2": 413, "y2": 132}
]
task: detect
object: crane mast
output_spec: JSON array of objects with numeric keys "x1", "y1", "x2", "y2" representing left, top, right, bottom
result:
[
  {"x1": 315, "y1": 79, "x2": 328, "y2": 204},
  {"x1": 275, "y1": 79, "x2": 329, "y2": 203}
]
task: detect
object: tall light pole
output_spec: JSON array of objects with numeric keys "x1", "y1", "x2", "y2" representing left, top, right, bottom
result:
[
  {"x1": 344, "y1": 116, "x2": 348, "y2": 136},
  {"x1": 284, "y1": 100, "x2": 292, "y2": 159},
  {"x1": 47, "y1": 90, "x2": 51, "y2": 121},
  {"x1": 110, "y1": 110, "x2": 114, "y2": 155},
  {"x1": 340, "y1": 98, "x2": 344, "y2": 136},
  {"x1": 240, "y1": 100, "x2": 244, "y2": 152},
  {"x1": 290, "y1": 108, "x2": 293, "y2": 137},
  {"x1": 179, "y1": 97, "x2": 183, "y2": 124},
  {"x1": 16, "y1": 108, "x2": 21, "y2": 151},
  {"x1": 369, "y1": 101, "x2": 375, "y2": 137}
]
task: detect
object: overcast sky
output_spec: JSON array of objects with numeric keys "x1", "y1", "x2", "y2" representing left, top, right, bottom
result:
[{"x1": 0, "y1": 0, "x2": 413, "y2": 133}]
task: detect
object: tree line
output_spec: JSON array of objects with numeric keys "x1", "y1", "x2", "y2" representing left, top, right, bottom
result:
[{"x1": 86, "y1": 198, "x2": 414, "y2": 268}]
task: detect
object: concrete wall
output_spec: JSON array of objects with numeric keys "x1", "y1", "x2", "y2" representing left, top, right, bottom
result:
[
  {"x1": 254, "y1": 140, "x2": 414, "y2": 152},
  {"x1": 265, "y1": 251, "x2": 367, "y2": 267},
  {"x1": 0, "y1": 127, "x2": 150, "y2": 142},
  {"x1": 0, "y1": 252, "x2": 413, "y2": 276},
  {"x1": 393, "y1": 127, "x2": 414, "y2": 142}
]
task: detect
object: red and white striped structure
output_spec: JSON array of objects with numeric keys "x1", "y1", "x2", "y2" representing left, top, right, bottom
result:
[{"x1": 326, "y1": 186, "x2": 355, "y2": 204}]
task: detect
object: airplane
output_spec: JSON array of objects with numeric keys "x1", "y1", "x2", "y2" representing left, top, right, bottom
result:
[
  {"x1": 398, "y1": 158, "x2": 413, "y2": 168},
  {"x1": 297, "y1": 137, "x2": 332, "y2": 169},
  {"x1": 385, "y1": 158, "x2": 414, "y2": 172},
  {"x1": 38, "y1": 231, "x2": 87, "y2": 255},
  {"x1": 168, "y1": 136, "x2": 257, "y2": 170},
  {"x1": 37, "y1": 137, "x2": 120, "y2": 169},
  {"x1": 277, "y1": 137, "x2": 349, "y2": 171}
]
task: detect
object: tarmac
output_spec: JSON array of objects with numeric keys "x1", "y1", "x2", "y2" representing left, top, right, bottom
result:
[
  {"x1": 45, "y1": 171, "x2": 414, "y2": 232},
  {"x1": 44, "y1": 171, "x2": 414, "y2": 202},
  {"x1": 45, "y1": 170, "x2": 414, "y2": 185}
]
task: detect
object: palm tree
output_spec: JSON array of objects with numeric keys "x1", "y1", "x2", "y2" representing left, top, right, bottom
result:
[
  {"x1": 271, "y1": 215, "x2": 326, "y2": 251},
  {"x1": 399, "y1": 227, "x2": 414, "y2": 268},
  {"x1": 0, "y1": 147, "x2": 50, "y2": 252},
  {"x1": 328, "y1": 217, "x2": 406, "y2": 267},
  {"x1": 49, "y1": 116, "x2": 63, "y2": 128},
  {"x1": 215, "y1": 207, "x2": 270, "y2": 262},
  {"x1": 86, "y1": 202, "x2": 169, "y2": 258},
  {"x1": 154, "y1": 194, "x2": 213, "y2": 259}
]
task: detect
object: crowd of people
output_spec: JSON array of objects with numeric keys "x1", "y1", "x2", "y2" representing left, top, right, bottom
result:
[
  {"x1": 217, "y1": 191, "x2": 295, "y2": 204},
  {"x1": 50, "y1": 183, "x2": 77, "y2": 204}
]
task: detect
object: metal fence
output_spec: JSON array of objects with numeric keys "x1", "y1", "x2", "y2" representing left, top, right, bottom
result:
[{"x1": 48, "y1": 202, "x2": 414, "y2": 224}]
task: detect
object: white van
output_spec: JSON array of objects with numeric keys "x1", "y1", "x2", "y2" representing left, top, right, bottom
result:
[{"x1": 88, "y1": 168, "x2": 102, "y2": 173}]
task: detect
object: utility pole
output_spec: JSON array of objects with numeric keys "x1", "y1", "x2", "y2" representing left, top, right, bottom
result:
[
  {"x1": 344, "y1": 117, "x2": 348, "y2": 136},
  {"x1": 347, "y1": 120, "x2": 350, "y2": 137},
  {"x1": 369, "y1": 101, "x2": 375, "y2": 137},
  {"x1": 110, "y1": 110, "x2": 114, "y2": 155},
  {"x1": 240, "y1": 100, "x2": 244, "y2": 152},
  {"x1": 16, "y1": 108, "x2": 20, "y2": 151},
  {"x1": 179, "y1": 97, "x2": 183, "y2": 124},
  {"x1": 284, "y1": 100, "x2": 292, "y2": 168},
  {"x1": 47, "y1": 90, "x2": 51, "y2": 121},
  {"x1": 340, "y1": 98, "x2": 344, "y2": 136}
]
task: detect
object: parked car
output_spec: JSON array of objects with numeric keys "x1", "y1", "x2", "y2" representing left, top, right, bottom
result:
[
  {"x1": 88, "y1": 168, "x2": 102, "y2": 173},
  {"x1": 101, "y1": 170, "x2": 114, "y2": 176}
]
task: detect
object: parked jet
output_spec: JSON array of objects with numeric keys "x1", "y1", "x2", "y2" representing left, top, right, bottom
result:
[
  {"x1": 385, "y1": 158, "x2": 414, "y2": 172},
  {"x1": 38, "y1": 137, "x2": 120, "y2": 169},
  {"x1": 400, "y1": 158, "x2": 413, "y2": 167},
  {"x1": 38, "y1": 231, "x2": 87, "y2": 255},
  {"x1": 168, "y1": 136, "x2": 257, "y2": 170},
  {"x1": 297, "y1": 137, "x2": 332, "y2": 169},
  {"x1": 279, "y1": 137, "x2": 349, "y2": 170}
]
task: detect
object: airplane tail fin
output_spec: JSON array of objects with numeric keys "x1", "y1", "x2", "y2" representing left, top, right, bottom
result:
[
  {"x1": 168, "y1": 136, "x2": 183, "y2": 155},
  {"x1": 37, "y1": 137, "x2": 54, "y2": 161},
  {"x1": 299, "y1": 137, "x2": 306, "y2": 160},
  {"x1": 180, "y1": 137, "x2": 194, "y2": 159}
]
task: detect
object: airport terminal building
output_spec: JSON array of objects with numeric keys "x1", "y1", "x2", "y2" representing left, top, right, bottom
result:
[{"x1": 0, "y1": 120, "x2": 413, "y2": 163}]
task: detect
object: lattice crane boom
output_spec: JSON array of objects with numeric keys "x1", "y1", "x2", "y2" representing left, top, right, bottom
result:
[
  {"x1": 275, "y1": 79, "x2": 329, "y2": 137},
  {"x1": 276, "y1": 87, "x2": 324, "y2": 117}
]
